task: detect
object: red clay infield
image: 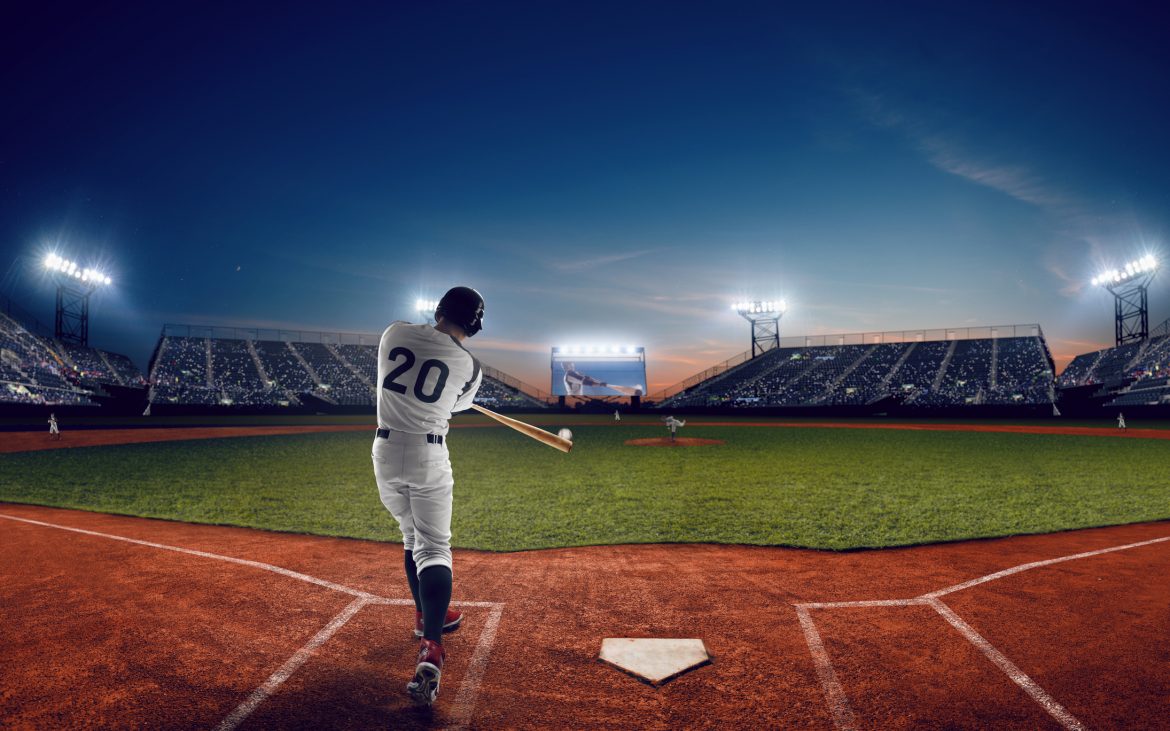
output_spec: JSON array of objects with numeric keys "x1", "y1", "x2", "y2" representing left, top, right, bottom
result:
[{"x1": 2, "y1": 503, "x2": 1167, "y2": 730}]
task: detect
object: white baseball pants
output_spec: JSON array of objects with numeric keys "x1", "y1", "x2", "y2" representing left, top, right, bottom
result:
[{"x1": 372, "y1": 432, "x2": 454, "y2": 574}]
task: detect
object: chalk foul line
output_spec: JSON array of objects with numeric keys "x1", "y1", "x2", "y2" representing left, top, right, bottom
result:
[
  {"x1": 795, "y1": 532, "x2": 1169, "y2": 730},
  {"x1": 215, "y1": 596, "x2": 372, "y2": 731},
  {"x1": 926, "y1": 597, "x2": 1086, "y2": 731},
  {"x1": 0, "y1": 512, "x2": 505, "y2": 731}
]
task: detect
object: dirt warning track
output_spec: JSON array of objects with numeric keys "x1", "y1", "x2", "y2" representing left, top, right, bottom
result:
[
  {"x1": 1, "y1": 504, "x2": 1167, "y2": 729},
  {"x1": 3, "y1": 419, "x2": 1168, "y2": 455}
]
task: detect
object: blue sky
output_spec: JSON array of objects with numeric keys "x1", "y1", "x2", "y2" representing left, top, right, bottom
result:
[{"x1": 2, "y1": 2, "x2": 1167, "y2": 392}]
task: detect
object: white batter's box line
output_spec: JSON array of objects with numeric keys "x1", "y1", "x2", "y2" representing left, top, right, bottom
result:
[
  {"x1": 796, "y1": 598, "x2": 927, "y2": 609},
  {"x1": 0, "y1": 512, "x2": 506, "y2": 731},
  {"x1": 794, "y1": 532, "x2": 1170, "y2": 731}
]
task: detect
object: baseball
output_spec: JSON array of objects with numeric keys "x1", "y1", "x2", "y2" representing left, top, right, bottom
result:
[{"x1": 558, "y1": 428, "x2": 573, "y2": 441}]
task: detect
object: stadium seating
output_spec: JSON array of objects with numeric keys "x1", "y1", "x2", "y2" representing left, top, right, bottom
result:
[
  {"x1": 1055, "y1": 334, "x2": 1170, "y2": 406},
  {"x1": 0, "y1": 312, "x2": 97, "y2": 406},
  {"x1": 662, "y1": 335, "x2": 1054, "y2": 408},
  {"x1": 821, "y1": 343, "x2": 911, "y2": 405},
  {"x1": 294, "y1": 342, "x2": 375, "y2": 406},
  {"x1": 150, "y1": 336, "x2": 220, "y2": 405},
  {"x1": 253, "y1": 340, "x2": 317, "y2": 396},
  {"x1": 148, "y1": 335, "x2": 550, "y2": 410}
]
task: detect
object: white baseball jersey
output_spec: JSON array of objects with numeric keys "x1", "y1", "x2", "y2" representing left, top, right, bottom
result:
[{"x1": 377, "y1": 322, "x2": 481, "y2": 436}]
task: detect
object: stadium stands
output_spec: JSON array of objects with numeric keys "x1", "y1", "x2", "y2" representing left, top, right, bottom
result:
[
  {"x1": 1059, "y1": 333, "x2": 1170, "y2": 407},
  {"x1": 661, "y1": 333, "x2": 1055, "y2": 409},
  {"x1": 0, "y1": 311, "x2": 97, "y2": 406},
  {"x1": 821, "y1": 343, "x2": 910, "y2": 405},
  {"x1": 147, "y1": 332, "x2": 550, "y2": 411},
  {"x1": 294, "y1": 342, "x2": 375, "y2": 406},
  {"x1": 150, "y1": 336, "x2": 220, "y2": 405}
]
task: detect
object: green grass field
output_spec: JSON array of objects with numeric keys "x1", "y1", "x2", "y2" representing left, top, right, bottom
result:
[{"x1": 2, "y1": 423, "x2": 1168, "y2": 550}]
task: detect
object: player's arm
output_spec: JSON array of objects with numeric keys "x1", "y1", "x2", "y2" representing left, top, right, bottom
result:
[
  {"x1": 576, "y1": 372, "x2": 607, "y2": 386},
  {"x1": 452, "y1": 355, "x2": 483, "y2": 412}
]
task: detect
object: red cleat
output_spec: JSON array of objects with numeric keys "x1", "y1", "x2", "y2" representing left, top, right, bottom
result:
[
  {"x1": 414, "y1": 608, "x2": 463, "y2": 638},
  {"x1": 406, "y1": 638, "x2": 445, "y2": 705}
]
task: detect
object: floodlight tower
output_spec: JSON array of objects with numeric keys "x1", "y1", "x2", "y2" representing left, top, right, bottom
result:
[
  {"x1": 43, "y1": 253, "x2": 113, "y2": 346},
  {"x1": 1090, "y1": 255, "x2": 1159, "y2": 346},
  {"x1": 733, "y1": 300, "x2": 787, "y2": 357},
  {"x1": 415, "y1": 298, "x2": 438, "y2": 325}
]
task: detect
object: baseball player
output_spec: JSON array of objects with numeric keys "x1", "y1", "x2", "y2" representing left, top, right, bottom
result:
[
  {"x1": 1117, "y1": 412, "x2": 1126, "y2": 431},
  {"x1": 561, "y1": 362, "x2": 607, "y2": 396},
  {"x1": 664, "y1": 415, "x2": 685, "y2": 442},
  {"x1": 613, "y1": 409, "x2": 621, "y2": 423},
  {"x1": 372, "y1": 286, "x2": 484, "y2": 706},
  {"x1": 47, "y1": 412, "x2": 60, "y2": 440}
]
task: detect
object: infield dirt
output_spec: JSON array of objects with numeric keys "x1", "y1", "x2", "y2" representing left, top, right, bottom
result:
[{"x1": 2, "y1": 503, "x2": 1167, "y2": 729}]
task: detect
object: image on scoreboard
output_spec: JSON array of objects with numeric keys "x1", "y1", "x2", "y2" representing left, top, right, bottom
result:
[{"x1": 551, "y1": 347, "x2": 646, "y2": 397}]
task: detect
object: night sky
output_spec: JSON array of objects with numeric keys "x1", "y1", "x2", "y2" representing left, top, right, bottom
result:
[{"x1": 3, "y1": 2, "x2": 1167, "y2": 392}]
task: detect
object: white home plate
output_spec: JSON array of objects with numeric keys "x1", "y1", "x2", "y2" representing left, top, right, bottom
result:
[{"x1": 598, "y1": 638, "x2": 711, "y2": 686}]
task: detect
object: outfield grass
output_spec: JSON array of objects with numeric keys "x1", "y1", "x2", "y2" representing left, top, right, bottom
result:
[{"x1": 1, "y1": 424, "x2": 1168, "y2": 550}]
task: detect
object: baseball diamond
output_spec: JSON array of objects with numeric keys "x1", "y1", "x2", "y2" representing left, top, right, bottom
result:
[{"x1": 4, "y1": 4, "x2": 1170, "y2": 728}]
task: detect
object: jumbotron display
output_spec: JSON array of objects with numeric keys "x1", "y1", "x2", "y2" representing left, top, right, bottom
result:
[{"x1": 551, "y1": 346, "x2": 646, "y2": 397}]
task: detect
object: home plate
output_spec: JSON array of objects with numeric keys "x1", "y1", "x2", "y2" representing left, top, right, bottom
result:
[{"x1": 598, "y1": 638, "x2": 711, "y2": 686}]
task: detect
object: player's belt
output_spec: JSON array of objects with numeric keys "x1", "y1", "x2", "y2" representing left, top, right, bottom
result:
[{"x1": 375, "y1": 428, "x2": 443, "y2": 445}]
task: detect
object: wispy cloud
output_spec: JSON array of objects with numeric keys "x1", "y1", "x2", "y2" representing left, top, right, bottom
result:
[
  {"x1": 848, "y1": 87, "x2": 1155, "y2": 300},
  {"x1": 547, "y1": 248, "x2": 663, "y2": 272},
  {"x1": 854, "y1": 89, "x2": 1073, "y2": 212},
  {"x1": 917, "y1": 136, "x2": 1071, "y2": 210}
]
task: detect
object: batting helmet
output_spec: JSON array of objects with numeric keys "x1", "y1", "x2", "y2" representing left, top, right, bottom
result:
[{"x1": 436, "y1": 286, "x2": 485, "y2": 336}]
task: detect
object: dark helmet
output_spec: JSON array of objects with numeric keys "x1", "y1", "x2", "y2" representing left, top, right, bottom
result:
[{"x1": 436, "y1": 286, "x2": 485, "y2": 336}]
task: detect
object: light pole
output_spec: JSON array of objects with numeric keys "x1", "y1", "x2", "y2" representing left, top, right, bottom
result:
[
  {"x1": 733, "y1": 300, "x2": 787, "y2": 357},
  {"x1": 43, "y1": 253, "x2": 113, "y2": 346},
  {"x1": 1091, "y1": 255, "x2": 1158, "y2": 347}
]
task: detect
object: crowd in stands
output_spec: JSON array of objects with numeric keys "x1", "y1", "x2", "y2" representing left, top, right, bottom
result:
[
  {"x1": 295, "y1": 342, "x2": 374, "y2": 406},
  {"x1": 1058, "y1": 334, "x2": 1170, "y2": 406},
  {"x1": 821, "y1": 343, "x2": 906, "y2": 405},
  {"x1": 150, "y1": 336, "x2": 219, "y2": 405},
  {"x1": 473, "y1": 376, "x2": 549, "y2": 408},
  {"x1": 2, "y1": 311, "x2": 111, "y2": 407},
  {"x1": 662, "y1": 336, "x2": 1055, "y2": 408},
  {"x1": 148, "y1": 336, "x2": 550, "y2": 410}
]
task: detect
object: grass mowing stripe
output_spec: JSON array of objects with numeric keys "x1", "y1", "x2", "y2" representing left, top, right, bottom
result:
[{"x1": 1, "y1": 426, "x2": 1168, "y2": 551}]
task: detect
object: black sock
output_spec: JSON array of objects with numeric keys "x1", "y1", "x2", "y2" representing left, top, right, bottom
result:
[
  {"x1": 418, "y1": 565, "x2": 453, "y2": 644},
  {"x1": 404, "y1": 551, "x2": 422, "y2": 612}
]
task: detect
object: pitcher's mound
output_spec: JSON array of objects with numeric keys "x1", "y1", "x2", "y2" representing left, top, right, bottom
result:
[{"x1": 625, "y1": 437, "x2": 724, "y2": 447}]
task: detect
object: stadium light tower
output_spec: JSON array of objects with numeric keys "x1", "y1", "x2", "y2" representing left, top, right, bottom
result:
[
  {"x1": 733, "y1": 300, "x2": 787, "y2": 357},
  {"x1": 43, "y1": 253, "x2": 113, "y2": 346},
  {"x1": 1090, "y1": 255, "x2": 1158, "y2": 346}
]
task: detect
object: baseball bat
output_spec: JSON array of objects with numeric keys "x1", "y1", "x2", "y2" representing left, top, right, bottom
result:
[
  {"x1": 470, "y1": 403, "x2": 573, "y2": 453},
  {"x1": 607, "y1": 384, "x2": 643, "y2": 397}
]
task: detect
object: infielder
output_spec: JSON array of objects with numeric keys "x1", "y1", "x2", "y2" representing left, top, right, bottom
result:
[
  {"x1": 372, "y1": 286, "x2": 484, "y2": 706},
  {"x1": 47, "y1": 412, "x2": 60, "y2": 440}
]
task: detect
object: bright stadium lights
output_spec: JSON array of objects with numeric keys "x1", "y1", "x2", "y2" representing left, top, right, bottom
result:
[
  {"x1": 733, "y1": 299, "x2": 787, "y2": 315},
  {"x1": 1091, "y1": 255, "x2": 1158, "y2": 288},
  {"x1": 416, "y1": 298, "x2": 439, "y2": 312},
  {"x1": 552, "y1": 345, "x2": 644, "y2": 356},
  {"x1": 43, "y1": 252, "x2": 113, "y2": 287}
]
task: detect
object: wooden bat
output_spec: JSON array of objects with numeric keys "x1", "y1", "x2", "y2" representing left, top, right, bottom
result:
[
  {"x1": 470, "y1": 404, "x2": 573, "y2": 453},
  {"x1": 607, "y1": 384, "x2": 643, "y2": 397}
]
